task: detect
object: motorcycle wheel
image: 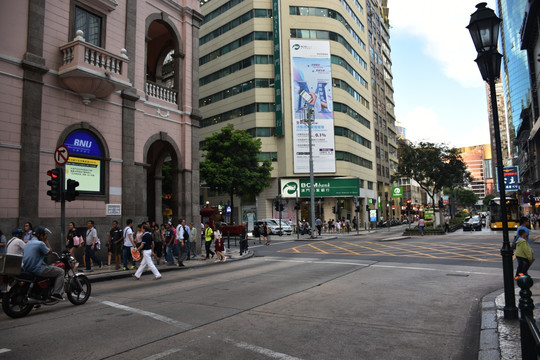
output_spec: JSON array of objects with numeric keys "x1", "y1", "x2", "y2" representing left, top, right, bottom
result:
[
  {"x1": 2, "y1": 283, "x2": 33, "y2": 318},
  {"x1": 66, "y1": 275, "x2": 91, "y2": 305}
]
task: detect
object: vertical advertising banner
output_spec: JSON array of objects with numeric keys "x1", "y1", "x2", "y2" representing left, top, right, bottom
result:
[
  {"x1": 272, "y1": 0, "x2": 283, "y2": 136},
  {"x1": 290, "y1": 39, "x2": 335, "y2": 173}
]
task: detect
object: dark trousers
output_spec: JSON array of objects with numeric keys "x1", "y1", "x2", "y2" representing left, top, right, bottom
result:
[
  {"x1": 316, "y1": 225, "x2": 322, "y2": 235},
  {"x1": 178, "y1": 242, "x2": 187, "y2": 264},
  {"x1": 516, "y1": 257, "x2": 531, "y2": 277},
  {"x1": 85, "y1": 245, "x2": 102, "y2": 270},
  {"x1": 205, "y1": 240, "x2": 215, "y2": 258},
  {"x1": 240, "y1": 239, "x2": 248, "y2": 255}
]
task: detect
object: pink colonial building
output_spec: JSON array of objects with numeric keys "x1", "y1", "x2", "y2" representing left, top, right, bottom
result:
[{"x1": 0, "y1": 0, "x2": 202, "y2": 246}]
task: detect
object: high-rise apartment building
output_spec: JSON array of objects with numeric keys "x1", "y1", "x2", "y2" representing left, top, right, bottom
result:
[{"x1": 198, "y1": 0, "x2": 395, "y2": 226}]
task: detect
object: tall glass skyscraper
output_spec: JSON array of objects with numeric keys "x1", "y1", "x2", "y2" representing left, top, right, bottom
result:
[{"x1": 497, "y1": 0, "x2": 531, "y2": 149}]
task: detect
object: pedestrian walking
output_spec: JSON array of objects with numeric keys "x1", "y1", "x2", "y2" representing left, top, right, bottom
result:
[
  {"x1": 418, "y1": 217, "x2": 425, "y2": 236},
  {"x1": 204, "y1": 222, "x2": 215, "y2": 260},
  {"x1": 214, "y1": 225, "x2": 225, "y2": 261},
  {"x1": 84, "y1": 220, "x2": 102, "y2": 272},
  {"x1": 261, "y1": 221, "x2": 270, "y2": 245},
  {"x1": 66, "y1": 221, "x2": 79, "y2": 258},
  {"x1": 189, "y1": 223, "x2": 198, "y2": 259},
  {"x1": 109, "y1": 220, "x2": 123, "y2": 269},
  {"x1": 123, "y1": 219, "x2": 137, "y2": 270},
  {"x1": 164, "y1": 222, "x2": 176, "y2": 265},
  {"x1": 240, "y1": 222, "x2": 249, "y2": 256},
  {"x1": 176, "y1": 219, "x2": 188, "y2": 267},
  {"x1": 517, "y1": 216, "x2": 531, "y2": 243},
  {"x1": 133, "y1": 224, "x2": 162, "y2": 280},
  {"x1": 444, "y1": 214, "x2": 450, "y2": 233},
  {"x1": 315, "y1": 217, "x2": 322, "y2": 236},
  {"x1": 152, "y1": 224, "x2": 163, "y2": 265},
  {"x1": 515, "y1": 229, "x2": 535, "y2": 279}
]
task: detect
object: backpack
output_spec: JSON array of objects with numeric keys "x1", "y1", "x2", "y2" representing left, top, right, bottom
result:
[
  {"x1": 184, "y1": 226, "x2": 189, "y2": 241},
  {"x1": 511, "y1": 234, "x2": 518, "y2": 251}
]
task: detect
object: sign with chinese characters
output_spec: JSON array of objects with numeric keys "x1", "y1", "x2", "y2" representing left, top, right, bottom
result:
[
  {"x1": 496, "y1": 166, "x2": 519, "y2": 192},
  {"x1": 290, "y1": 39, "x2": 335, "y2": 173},
  {"x1": 280, "y1": 178, "x2": 359, "y2": 198},
  {"x1": 391, "y1": 186, "x2": 403, "y2": 198}
]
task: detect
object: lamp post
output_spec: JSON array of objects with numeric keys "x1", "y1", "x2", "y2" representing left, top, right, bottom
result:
[
  {"x1": 304, "y1": 104, "x2": 317, "y2": 239},
  {"x1": 468, "y1": 2, "x2": 518, "y2": 319}
]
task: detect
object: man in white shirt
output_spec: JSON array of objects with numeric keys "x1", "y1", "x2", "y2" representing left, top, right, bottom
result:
[
  {"x1": 123, "y1": 219, "x2": 136, "y2": 270},
  {"x1": 176, "y1": 219, "x2": 188, "y2": 267}
]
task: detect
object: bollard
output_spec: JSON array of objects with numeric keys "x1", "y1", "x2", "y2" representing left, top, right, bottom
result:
[{"x1": 517, "y1": 275, "x2": 540, "y2": 359}]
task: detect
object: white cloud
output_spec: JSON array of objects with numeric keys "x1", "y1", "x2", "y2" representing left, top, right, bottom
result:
[
  {"x1": 399, "y1": 106, "x2": 491, "y2": 148},
  {"x1": 388, "y1": 0, "x2": 497, "y2": 88}
]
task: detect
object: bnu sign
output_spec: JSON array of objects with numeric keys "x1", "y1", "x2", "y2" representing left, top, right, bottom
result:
[{"x1": 281, "y1": 178, "x2": 359, "y2": 198}]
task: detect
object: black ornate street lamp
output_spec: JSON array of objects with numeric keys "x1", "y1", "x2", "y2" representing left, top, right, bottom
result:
[{"x1": 467, "y1": 3, "x2": 518, "y2": 319}]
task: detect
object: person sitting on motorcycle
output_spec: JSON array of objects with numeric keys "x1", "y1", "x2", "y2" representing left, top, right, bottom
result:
[
  {"x1": 6, "y1": 228, "x2": 26, "y2": 256},
  {"x1": 22, "y1": 226, "x2": 65, "y2": 301}
]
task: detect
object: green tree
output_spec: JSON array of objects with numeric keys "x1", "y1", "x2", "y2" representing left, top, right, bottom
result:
[
  {"x1": 454, "y1": 187, "x2": 479, "y2": 211},
  {"x1": 394, "y1": 140, "x2": 470, "y2": 218},
  {"x1": 483, "y1": 193, "x2": 495, "y2": 210},
  {"x1": 200, "y1": 124, "x2": 273, "y2": 224}
]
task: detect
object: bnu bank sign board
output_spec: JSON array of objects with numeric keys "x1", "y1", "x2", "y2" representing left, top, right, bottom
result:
[{"x1": 281, "y1": 178, "x2": 359, "y2": 198}]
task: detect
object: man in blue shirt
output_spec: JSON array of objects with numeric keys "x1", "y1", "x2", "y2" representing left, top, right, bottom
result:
[
  {"x1": 22, "y1": 226, "x2": 64, "y2": 301},
  {"x1": 516, "y1": 216, "x2": 531, "y2": 243}
]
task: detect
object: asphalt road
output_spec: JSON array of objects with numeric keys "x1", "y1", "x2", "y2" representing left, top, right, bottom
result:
[{"x1": 0, "y1": 225, "x2": 534, "y2": 360}]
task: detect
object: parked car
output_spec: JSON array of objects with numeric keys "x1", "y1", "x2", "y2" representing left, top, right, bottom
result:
[
  {"x1": 262, "y1": 219, "x2": 293, "y2": 235},
  {"x1": 463, "y1": 216, "x2": 482, "y2": 231}
]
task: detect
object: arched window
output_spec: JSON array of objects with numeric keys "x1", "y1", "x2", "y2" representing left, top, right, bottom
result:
[{"x1": 64, "y1": 130, "x2": 105, "y2": 195}]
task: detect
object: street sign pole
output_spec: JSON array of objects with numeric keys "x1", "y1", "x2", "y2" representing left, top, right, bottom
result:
[{"x1": 60, "y1": 166, "x2": 66, "y2": 252}]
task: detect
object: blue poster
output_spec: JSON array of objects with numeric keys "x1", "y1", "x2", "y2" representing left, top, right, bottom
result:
[{"x1": 64, "y1": 130, "x2": 102, "y2": 157}]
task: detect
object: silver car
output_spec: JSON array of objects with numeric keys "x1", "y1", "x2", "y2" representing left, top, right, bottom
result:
[{"x1": 263, "y1": 219, "x2": 293, "y2": 235}]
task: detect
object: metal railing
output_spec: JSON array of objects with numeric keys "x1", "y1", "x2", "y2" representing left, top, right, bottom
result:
[{"x1": 517, "y1": 275, "x2": 540, "y2": 359}]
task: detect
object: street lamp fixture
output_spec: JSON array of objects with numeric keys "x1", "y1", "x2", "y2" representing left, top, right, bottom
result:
[
  {"x1": 467, "y1": 2, "x2": 517, "y2": 319},
  {"x1": 303, "y1": 104, "x2": 317, "y2": 239}
]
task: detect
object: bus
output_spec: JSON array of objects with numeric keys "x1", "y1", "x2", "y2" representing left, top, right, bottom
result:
[{"x1": 488, "y1": 197, "x2": 520, "y2": 230}]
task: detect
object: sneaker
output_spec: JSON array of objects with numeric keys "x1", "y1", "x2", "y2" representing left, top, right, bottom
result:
[
  {"x1": 130, "y1": 265, "x2": 136, "y2": 269},
  {"x1": 122, "y1": 267, "x2": 128, "y2": 271},
  {"x1": 154, "y1": 276, "x2": 162, "y2": 280},
  {"x1": 51, "y1": 293, "x2": 64, "y2": 301}
]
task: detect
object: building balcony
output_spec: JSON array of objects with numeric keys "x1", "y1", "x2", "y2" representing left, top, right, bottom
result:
[
  {"x1": 145, "y1": 81, "x2": 178, "y2": 105},
  {"x1": 58, "y1": 30, "x2": 131, "y2": 105}
]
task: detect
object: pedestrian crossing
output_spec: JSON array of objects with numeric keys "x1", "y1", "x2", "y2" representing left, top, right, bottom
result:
[{"x1": 278, "y1": 240, "x2": 502, "y2": 262}]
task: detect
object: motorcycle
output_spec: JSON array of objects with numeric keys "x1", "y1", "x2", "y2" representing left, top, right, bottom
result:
[
  {"x1": 1, "y1": 251, "x2": 91, "y2": 318},
  {"x1": 297, "y1": 223, "x2": 312, "y2": 235}
]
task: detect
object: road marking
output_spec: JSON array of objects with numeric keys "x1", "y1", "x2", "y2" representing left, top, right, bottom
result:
[
  {"x1": 223, "y1": 338, "x2": 304, "y2": 360},
  {"x1": 141, "y1": 349, "x2": 181, "y2": 360},
  {"x1": 0, "y1": 349, "x2": 11, "y2": 354},
  {"x1": 100, "y1": 300, "x2": 192, "y2": 330},
  {"x1": 260, "y1": 258, "x2": 496, "y2": 275}
]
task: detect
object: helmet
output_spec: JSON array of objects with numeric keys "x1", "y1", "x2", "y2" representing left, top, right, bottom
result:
[
  {"x1": 12, "y1": 228, "x2": 23, "y2": 237},
  {"x1": 33, "y1": 226, "x2": 52, "y2": 236}
]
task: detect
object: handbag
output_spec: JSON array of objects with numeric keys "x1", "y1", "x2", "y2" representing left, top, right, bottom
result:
[
  {"x1": 131, "y1": 247, "x2": 141, "y2": 261},
  {"x1": 73, "y1": 236, "x2": 81, "y2": 246}
]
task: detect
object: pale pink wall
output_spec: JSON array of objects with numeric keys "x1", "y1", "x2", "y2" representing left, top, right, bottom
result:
[{"x1": 0, "y1": 0, "x2": 29, "y2": 59}]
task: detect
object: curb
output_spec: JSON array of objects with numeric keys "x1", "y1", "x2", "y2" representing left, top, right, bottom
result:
[
  {"x1": 85, "y1": 250, "x2": 255, "y2": 283},
  {"x1": 379, "y1": 236, "x2": 411, "y2": 242},
  {"x1": 478, "y1": 289, "x2": 502, "y2": 360}
]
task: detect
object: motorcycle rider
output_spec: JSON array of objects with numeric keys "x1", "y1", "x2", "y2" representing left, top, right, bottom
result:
[{"x1": 22, "y1": 226, "x2": 65, "y2": 301}]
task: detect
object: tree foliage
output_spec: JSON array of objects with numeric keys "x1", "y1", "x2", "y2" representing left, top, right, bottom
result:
[
  {"x1": 200, "y1": 124, "x2": 273, "y2": 222},
  {"x1": 453, "y1": 187, "x2": 479, "y2": 210},
  {"x1": 394, "y1": 140, "x2": 470, "y2": 210}
]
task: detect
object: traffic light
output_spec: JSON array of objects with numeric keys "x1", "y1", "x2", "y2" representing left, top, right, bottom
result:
[
  {"x1": 355, "y1": 205, "x2": 360, "y2": 212},
  {"x1": 332, "y1": 206, "x2": 336, "y2": 213},
  {"x1": 406, "y1": 199, "x2": 411, "y2": 211},
  {"x1": 279, "y1": 203, "x2": 284, "y2": 211},
  {"x1": 274, "y1": 201, "x2": 279, "y2": 212},
  {"x1": 65, "y1": 179, "x2": 80, "y2": 202},
  {"x1": 294, "y1": 202, "x2": 301, "y2": 210},
  {"x1": 46, "y1": 168, "x2": 61, "y2": 201}
]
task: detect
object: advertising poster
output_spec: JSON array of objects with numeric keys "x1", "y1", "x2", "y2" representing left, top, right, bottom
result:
[
  {"x1": 290, "y1": 39, "x2": 335, "y2": 173},
  {"x1": 65, "y1": 156, "x2": 101, "y2": 192}
]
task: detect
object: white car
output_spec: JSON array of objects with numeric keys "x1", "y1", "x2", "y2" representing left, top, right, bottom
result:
[{"x1": 262, "y1": 219, "x2": 293, "y2": 235}]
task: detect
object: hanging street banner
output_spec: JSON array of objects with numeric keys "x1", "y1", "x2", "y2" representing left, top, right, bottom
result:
[
  {"x1": 391, "y1": 186, "x2": 403, "y2": 198},
  {"x1": 281, "y1": 178, "x2": 359, "y2": 198},
  {"x1": 290, "y1": 39, "x2": 335, "y2": 174}
]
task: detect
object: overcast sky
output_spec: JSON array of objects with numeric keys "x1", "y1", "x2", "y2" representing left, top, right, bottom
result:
[{"x1": 388, "y1": 0, "x2": 497, "y2": 148}]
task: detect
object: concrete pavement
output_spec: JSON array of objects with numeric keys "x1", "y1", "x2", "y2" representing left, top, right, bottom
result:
[{"x1": 81, "y1": 226, "x2": 535, "y2": 359}]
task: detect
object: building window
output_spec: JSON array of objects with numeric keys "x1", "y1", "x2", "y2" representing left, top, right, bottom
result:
[{"x1": 74, "y1": 5, "x2": 103, "y2": 47}]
